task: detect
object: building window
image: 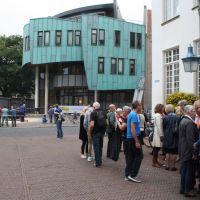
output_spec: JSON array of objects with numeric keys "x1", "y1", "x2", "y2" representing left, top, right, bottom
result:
[
  {"x1": 25, "y1": 36, "x2": 30, "y2": 51},
  {"x1": 38, "y1": 31, "x2": 43, "y2": 47},
  {"x1": 55, "y1": 30, "x2": 62, "y2": 46},
  {"x1": 163, "y1": 0, "x2": 179, "y2": 22},
  {"x1": 193, "y1": 0, "x2": 199, "y2": 7},
  {"x1": 118, "y1": 59, "x2": 124, "y2": 74},
  {"x1": 75, "y1": 30, "x2": 81, "y2": 46},
  {"x1": 164, "y1": 48, "x2": 179, "y2": 96},
  {"x1": 130, "y1": 59, "x2": 135, "y2": 75},
  {"x1": 136, "y1": 33, "x2": 142, "y2": 49},
  {"x1": 67, "y1": 30, "x2": 73, "y2": 46},
  {"x1": 98, "y1": 57, "x2": 104, "y2": 73},
  {"x1": 44, "y1": 31, "x2": 50, "y2": 46},
  {"x1": 130, "y1": 32, "x2": 135, "y2": 48},
  {"x1": 114, "y1": 30, "x2": 120, "y2": 47},
  {"x1": 111, "y1": 58, "x2": 117, "y2": 74},
  {"x1": 99, "y1": 29, "x2": 105, "y2": 45},
  {"x1": 91, "y1": 29, "x2": 97, "y2": 45},
  {"x1": 196, "y1": 41, "x2": 200, "y2": 96}
]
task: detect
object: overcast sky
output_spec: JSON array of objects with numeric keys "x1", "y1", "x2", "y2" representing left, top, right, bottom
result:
[{"x1": 0, "y1": 0, "x2": 151, "y2": 36}]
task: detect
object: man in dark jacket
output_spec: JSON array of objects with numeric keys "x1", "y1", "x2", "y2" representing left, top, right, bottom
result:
[{"x1": 179, "y1": 105, "x2": 197, "y2": 197}]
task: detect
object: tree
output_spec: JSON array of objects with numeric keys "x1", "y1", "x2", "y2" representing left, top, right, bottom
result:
[
  {"x1": 0, "y1": 35, "x2": 34, "y2": 97},
  {"x1": 166, "y1": 92, "x2": 198, "y2": 106}
]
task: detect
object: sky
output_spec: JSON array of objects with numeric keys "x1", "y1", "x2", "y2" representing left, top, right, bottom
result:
[{"x1": 0, "y1": 0, "x2": 151, "y2": 36}]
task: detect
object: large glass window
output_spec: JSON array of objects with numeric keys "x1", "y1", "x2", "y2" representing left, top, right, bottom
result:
[
  {"x1": 136, "y1": 33, "x2": 142, "y2": 49},
  {"x1": 44, "y1": 31, "x2": 50, "y2": 46},
  {"x1": 99, "y1": 29, "x2": 105, "y2": 45},
  {"x1": 114, "y1": 30, "x2": 120, "y2": 47},
  {"x1": 98, "y1": 57, "x2": 104, "y2": 73},
  {"x1": 38, "y1": 31, "x2": 43, "y2": 47},
  {"x1": 164, "y1": 48, "x2": 179, "y2": 96},
  {"x1": 130, "y1": 59, "x2": 135, "y2": 75},
  {"x1": 118, "y1": 59, "x2": 124, "y2": 74},
  {"x1": 130, "y1": 32, "x2": 135, "y2": 48},
  {"x1": 67, "y1": 30, "x2": 73, "y2": 46},
  {"x1": 111, "y1": 58, "x2": 117, "y2": 74},
  {"x1": 163, "y1": 0, "x2": 179, "y2": 22},
  {"x1": 193, "y1": 0, "x2": 199, "y2": 7},
  {"x1": 25, "y1": 36, "x2": 30, "y2": 51},
  {"x1": 75, "y1": 30, "x2": 81, "y2": 46},
  {"x1": 55, "y1": 30, "x2": 62, "y2": 46},
  {"x1": 91, "y1": 29, "x2": 97, "y2": 45}
]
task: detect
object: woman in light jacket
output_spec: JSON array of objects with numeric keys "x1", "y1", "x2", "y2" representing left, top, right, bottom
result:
[{"x1": 152, "y1": 104, "x2": 165, "y2": 167}]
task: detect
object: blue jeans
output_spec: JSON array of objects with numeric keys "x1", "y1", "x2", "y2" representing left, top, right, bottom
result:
[
  {"x1": 11, "y1": 117, "x2": 16, "y2": 127},
  {"x1": 180, "y1": 160, "x2": 193, "y2": 194},
  {"x1": 2, "y1": 116, "x2": 8, "y2": 127},
  {"x1": 92, "y1": 132, "x2": 104, "y2": 166},
  {"x1": 123, "y1": 138, "x2": 143, "y2": 177},
  {"x1": 56, "y1": 121, "x2": 63, "y2": 138}
]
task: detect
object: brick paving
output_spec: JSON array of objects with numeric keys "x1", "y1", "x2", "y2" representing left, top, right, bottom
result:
[{"x1": 0, "y1": 127, "x2": 199, "y2": 200}]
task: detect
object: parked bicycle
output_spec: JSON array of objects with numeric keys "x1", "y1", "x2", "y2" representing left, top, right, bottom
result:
[{"x1": 143, "y1": 122, "x2": 154, "y2": 148}]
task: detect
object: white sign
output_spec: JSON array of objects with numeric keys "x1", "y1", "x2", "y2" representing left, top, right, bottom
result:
[{"x1": 59, "y1": 105, "x2": 84, "y2": 114}]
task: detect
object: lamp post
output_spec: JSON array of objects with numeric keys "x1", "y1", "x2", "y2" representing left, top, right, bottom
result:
[{"x1": 181, "y1": 1, "x2": 200, "y2": 72}]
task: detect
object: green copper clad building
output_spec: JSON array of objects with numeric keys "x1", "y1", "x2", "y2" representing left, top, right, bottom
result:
[{"x1": 23, "y1": 3, "x2": 145, "y2": 113}]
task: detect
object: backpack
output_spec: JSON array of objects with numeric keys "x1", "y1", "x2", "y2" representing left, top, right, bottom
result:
[{"x1": 96, "y1": 110, "x2": 107, "y2": 129}]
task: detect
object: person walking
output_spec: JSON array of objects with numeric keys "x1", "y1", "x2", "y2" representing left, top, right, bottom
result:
[
  {"x1": 179, "y1": 105, "x2": 197, "y2": 197},
  {"x1": 19, "y1": 103, "x2": 26, "y2": 122},
  {"x1": 48, "y1": 106, "x2": 54, "y2": 123},
  {"x1": 79, "y1": 107, "x2": 88, "y2": 159},
  {"x1": 83, "y1": 106, "x2": 93, "y2": 162},
  {"x1": 10, "y1": 106, "x2": 17, "y2": 127},
  {"x1": 2, "y1": 105, "x2": 9, "y2": 127},
  {"x1": 54, "y1": 105, "x2": 63, "y2": 139},
  {"x1": 125, "y1": 100, "x2": 143, "y2": 183},
  {"x1": 89, "y1": 102, "x2": 107, "y2": 167}
]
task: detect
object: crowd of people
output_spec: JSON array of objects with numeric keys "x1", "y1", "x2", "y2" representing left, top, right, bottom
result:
[
  {"x1": 0, "y1": 103, "x2": 26, "y2": 127},
  {"x1": 78, "y1": 100, "x2": 200, "y2": 198}
]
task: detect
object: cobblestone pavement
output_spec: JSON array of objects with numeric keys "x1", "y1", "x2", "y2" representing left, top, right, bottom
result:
[{"x1": 0, "y1": 127, "x2": 199, "y2": 200}]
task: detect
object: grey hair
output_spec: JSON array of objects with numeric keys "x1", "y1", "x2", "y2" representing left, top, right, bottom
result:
[
  {"x1": 123, "y1": 106, "x2": 131, "y2": 112},
  {"x1": 177, "y1": 100, "x2": 188, "y2": 107},
  {"x1": 165, "y1": 104, "x2": 174, "y2": 113},
  {"x1": 184, "y1": 105, "x2": 194, "y2": 113},
  {"x1": 93, "y1": 102, "x2": 100, "y2": 109}
]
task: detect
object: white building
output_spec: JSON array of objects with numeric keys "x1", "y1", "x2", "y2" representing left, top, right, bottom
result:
[{"x1": 152, "y1": 0, "x2": 200, "y2": 110}]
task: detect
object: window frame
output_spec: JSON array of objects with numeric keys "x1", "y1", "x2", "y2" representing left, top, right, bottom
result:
[
  {"x1": 111, "y1": 58, "x2": 117, "y2": 74},
  {"x1": 99, "y1": 29, "x2": 105, "y2": 45},
  {"x1": 98, "y1": 57, "x2": 104, "y2": 74},
  {"x1": 75, "y1": 30, "x2": 81, "y2": 46},
  {"x1": 130, "y1": 32, "x2": 135, "y2": 48},
  {"x1": 37, "y1": 31, "x2": 43, "y2": 47},
  {"x1": 130, "y1": 59, "x2": 136, "y2": 75},
  {"x1": 91, "y1": 29, "x2": 98, "y2": 45},
  {"x1": 114, "y1": 30, "x2": 120, "y2": 47},
  {"x1": 136, "y1": 33, "x2": 142, "y2": 49},
  {"x1": 67, "y1": 30, "x2": 73, "y2": 46},
  {"x1": 44, "y1": 31, "x2": 50, "y2": 46},
  {"x1": 163, "y1": 0, "x2": 179, "y2": 22},
  {"x1": 55, "y1": 30, "x2": 62, "y2": 46},
  {"x1": 118, "y1": 58, "x2": 124, "y2": 75}
]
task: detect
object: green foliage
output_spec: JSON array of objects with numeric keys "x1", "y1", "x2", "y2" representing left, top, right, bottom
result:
[
  {"x1": 0, "y1": 35, "x2": 34, "y2": 97},
  {"x1": 166, "y1": 92, "x2": 198, "y2": 106}
]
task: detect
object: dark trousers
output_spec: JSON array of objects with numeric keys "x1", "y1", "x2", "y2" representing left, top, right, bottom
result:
[
  {"x1": 20, "y1": 112, "x2": 24, "y2": 122},
  {"x1": 49, "y1": 114, "x2": 53, "y2": 123},
  {"x1": 123, "y1": 138, "x2": 143, "y2": 177},
  {"x1": 56, "y1": 121, "x2": 63, "y2": 138},
  {"x1": 93, "y1": 132, "x2": 104, "y2": 166},
  {"x1": 180, "y1": 160, "x2": 194, "y2": 194},
  {"x1": 81, "y1": 138, "x2": 88, "y2": 155},
  {"x1": 11, "y1": 117, "x2": 16, "y2": 127},
  {"x1": 107, "y1": 131, "x2": 114, "y2": 158}
]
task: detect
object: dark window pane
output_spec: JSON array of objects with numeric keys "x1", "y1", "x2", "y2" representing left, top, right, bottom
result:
[
  {"x1": 56, "y1": 30, "x2": 62, "y2": 46},
  {"x1": 130, "y1": 32, "x2": 135, "y2": 48},
  {"x1": 111, "y1": 58, "x2": 117, "y2": 74},
  {"x1": 115, "y1": 30, "x2": 120, "y2": 46},
  {"x1": 91, "y1": 29, "x2": 97, "y2": 45},
  {"x1": 38, "y1": 31, "x2": 43, "y2": 47},
  {"x1": 68, "y1": 30, "x2": 73, "y2": 46},
  {"x1": 99, "y1": 29, "x2": 105, "y2": 45},
  {"x1": 98, "y1": 57, "x2": 104, "y2": 73},
  {"x1": 44, "y1": 31, "x2": 50, "y2": 46},
  {"x1": 136, "y1": 33, "x2": 142, "y2": 49},
  {"x1": 130, "y1": 59, "x2": 135, "y2": 75},
  {"x1": 75, "y1": 30, "x2": 81, "y2": 46}
]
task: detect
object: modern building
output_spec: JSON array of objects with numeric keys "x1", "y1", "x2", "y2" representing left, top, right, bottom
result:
[
  {"x1": 23, "y1": 2, "x2": 146, "y2": 113},
  {"x1": 152, "y1": 0, "x2": 200, "y2": 111}
]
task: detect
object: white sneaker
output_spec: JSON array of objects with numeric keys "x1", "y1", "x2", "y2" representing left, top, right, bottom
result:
[
  {"x1": 87, "y1": 156, "x2": 92, "y2": 162},
  {"x1": 81, "y1": 154, "x2": 87, "y2": 159},
  {"x1": 128, "y1": 176, "x2": 142, "y2": 183},
  {"x1": 124, "y1": 176, "x2": 129, "y2": 181}
]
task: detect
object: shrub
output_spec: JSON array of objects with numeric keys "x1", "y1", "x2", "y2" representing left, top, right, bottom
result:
[{"x1": 166, "y1": 92, "x2": 198, "y2": 106}]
